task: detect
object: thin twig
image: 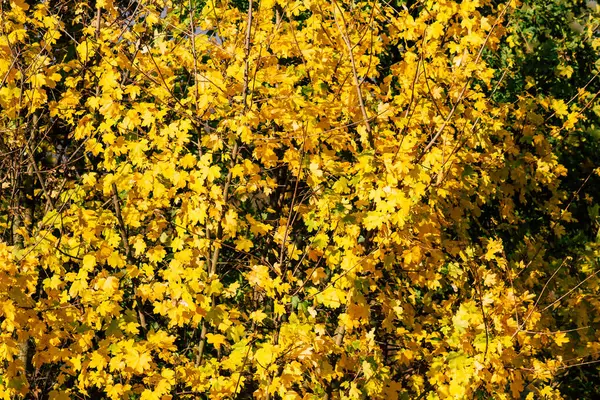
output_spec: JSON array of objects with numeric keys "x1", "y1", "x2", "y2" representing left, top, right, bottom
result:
[{"x1": 333, "y1": 1, "x2": 374, "y2": 148}]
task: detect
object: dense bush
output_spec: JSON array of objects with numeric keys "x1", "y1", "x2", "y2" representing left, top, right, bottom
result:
[{"x1": 1, "y1": 0, "x2": 600, "y2": 398}]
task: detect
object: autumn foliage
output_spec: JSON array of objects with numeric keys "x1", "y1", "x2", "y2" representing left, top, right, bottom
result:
[{"x1": 2, "y1": 0, "x2": 600, "y2": 398}]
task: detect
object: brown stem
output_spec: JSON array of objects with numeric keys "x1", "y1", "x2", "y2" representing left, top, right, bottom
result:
[
  {"x1": 26, "y1": 116, "x2": 54, "y2": 212},
  {"x1": 333, "y1": 2, "x2": 373, "y2": 148},
  {"x1": 419, "y1": 2, "x2": 510, "y2": 160},
  {"x1": 197, "y1": 0, "x2": 254, "y2": 366},
  {"x1": 111, "y1": 183, "x2": 146, "y2": 329},
  {"x1": 95, "y1": 7, "x2": 101, "y2": 38},
  {"x1": 111, "y1": 183, "x2": 131, "y2": 258},
  {"x1": 324, "y1": 324, "x2": 346, "y2": 400}
]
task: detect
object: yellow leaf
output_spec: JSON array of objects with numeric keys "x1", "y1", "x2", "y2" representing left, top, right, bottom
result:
[
  {"x1": 551, "y1": 99, "x2": 569, "y2": 117},
  {"x1": 235, "y1": 237, "x2": 253, "y2": 252},
  {"x1": 206, "y1": 333, "x2": 227, "y2": 349},
  {"x1": 82, "y1": 254, "x2": 96, "y2": 271},
  {"x1": 255, "y1": 343, "x2": 276, "y2": 369},
  {"x1": 429, "y1": 21, "x2": 444, "y2": 39},
  {"x1": 554, "y1": 332, "x2": 569, "y2": 347},
  {"x1": 76, "y1": 40, "x2": 95, "y2": 62},
  {"x1": 250, "y1": 310, "x2": 268, "y2": 324},
  {"x1": 148, "y1": 245, "x2": 166, "y2": 263},
  {"x1": 140, "y1": 389, "x2": 160, "y2": 400},
  {"x1": 11, "y1": 0, "x2": 29, "y2": 10},
  {"x1": 125, "y1": 349, "x2": 152, "y2": 374},
  {"x1": 316, "y1": 287, "x2": 346, "y2": 309},
  {"x1": 484, "y1": 238, "x2": 503, "y2": 261},
  {"x1": 89, "y1": 351, "x2": 108, "y2": 370}
]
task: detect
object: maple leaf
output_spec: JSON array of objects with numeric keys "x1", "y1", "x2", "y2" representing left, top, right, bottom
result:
[
  {"x1": 88, "y1": 352, "x2": 108, "y2": 370},
  {"x1": 255, "y1": 343, "x2": 276, "y2": 370},
  {"x1": 206, "y1": 333, "x2": 227, "y2": 349},
  {"x1": 554, "y1": 332, "x2": 569, "y2": 347}
]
